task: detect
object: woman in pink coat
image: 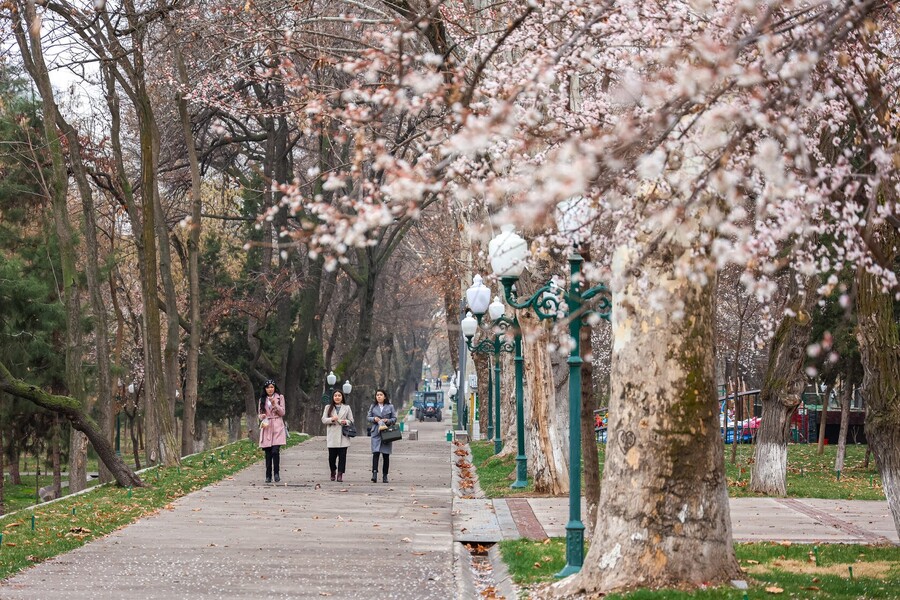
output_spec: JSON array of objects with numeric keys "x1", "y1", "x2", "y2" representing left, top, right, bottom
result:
[{"x1": 258, "y1": 379, "x2": 286, "y2": 483}]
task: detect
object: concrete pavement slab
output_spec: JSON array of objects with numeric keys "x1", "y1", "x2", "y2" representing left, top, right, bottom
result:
[
  {"x1": 452, "y1": 499, "x2": 502, "y2": 543},
  {"x1": 506, "y1": 497, "x2": 898, "y2": 545},
  {"x1": 0, "y1": 419, "x2": 457, "y2": 600}
]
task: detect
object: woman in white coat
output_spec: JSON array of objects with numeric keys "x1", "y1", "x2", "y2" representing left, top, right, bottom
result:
[{"x1": 322, "y1": 389, "x2": 354, "y2": 482}]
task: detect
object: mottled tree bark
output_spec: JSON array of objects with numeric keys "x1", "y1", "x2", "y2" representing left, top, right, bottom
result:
[
  {"x1": 856, "y1": 225, "x2": 900, "y2": 536},
  {"x1": 519, "y1": 311, "x2": 569, "y2": 495},
  {"x1": 749, "y1": 275, "x2": 818, "y2": 496},
  {"x1": 560, "y1": 238, "x2": 738, "y2": 594}
]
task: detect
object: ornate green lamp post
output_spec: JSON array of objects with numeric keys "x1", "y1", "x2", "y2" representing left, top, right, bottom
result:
[
  {"x1": 489, "y1": 218, "x2": 611, "y2": 578},
  {"x1": 465, "y1": 275, "x2": 493, "y2": 438},
  {"x1": 461, "y1": 296, "x2": 516, "y2": 455},
  {"x1": 487, "y1": 232, "x2": 530, "y2": 488}
]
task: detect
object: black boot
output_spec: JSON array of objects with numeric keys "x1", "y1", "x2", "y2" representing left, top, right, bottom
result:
[
  {"x1": 265, "y1": 476, "x2": 272, "y2": 483},
  {"x1": 371, "y1": 470, "x2": 377, "y2": 483},
  {"x1": 274, "y1": 474, "x2": 280, "y2": 483},
  {"x1": 382, "y1": 473, "x2": 389, "y2": 483}
]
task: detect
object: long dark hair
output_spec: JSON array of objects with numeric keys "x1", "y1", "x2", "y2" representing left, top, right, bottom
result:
[
  {"x1": 327, "y1": 389, "x2": 345, "y2": 417},
  {"x1": 372, "y1": 388, "x2": 391, "y2": 406},
  {"x1": 259, "y1": 379, "x2": 279, "y2": 412}
]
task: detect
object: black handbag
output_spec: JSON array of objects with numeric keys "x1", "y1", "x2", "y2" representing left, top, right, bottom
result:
[
  {"x1": 380, "y1": 424, "x2": 402, "y2": 443},
  {"x1": 342, "y1": 424, "x2": 358, "y2": 438}
]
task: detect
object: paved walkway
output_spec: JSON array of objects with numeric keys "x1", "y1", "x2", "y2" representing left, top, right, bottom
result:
[
  {"x1": 453, "y1": 496, "x2": 899, "y2": 545},
  {"x1": 1, "y1": 419, "x2": 457, "y2": 600},
  {"x1": 2, "y1": 415, "x2": 897, "y2": 599}
]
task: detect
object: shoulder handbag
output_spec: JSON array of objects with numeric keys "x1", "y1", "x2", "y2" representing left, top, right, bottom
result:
[
  {"x1": 341, "y1": 423, "x2": 357, "y2": 438},
  {"x1": 380, "y1": 424, "x2": 402, "y2": 443}
]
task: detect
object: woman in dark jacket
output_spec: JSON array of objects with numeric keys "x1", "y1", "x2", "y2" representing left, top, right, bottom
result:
[{"x1": 367, "y1": 388, "x2": 397, "y2": 483}]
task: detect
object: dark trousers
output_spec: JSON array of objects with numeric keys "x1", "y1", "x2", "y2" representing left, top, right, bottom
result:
[
  {"x1": 264, "y1": 446, "x2": 280, "y2": 478},
  {"x1": 372, "y1": 452, "x2": 390, "y2": 474},
  {"x1": 328, "y1": 447, "x2": 348, "y2": 474}
]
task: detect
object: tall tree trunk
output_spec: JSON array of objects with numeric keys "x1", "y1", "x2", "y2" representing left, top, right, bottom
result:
[
  {"x1": 55, "y1": 107, "x2": 115, "y2": 484},
  {"x1": 498, "y1": 340, "x2": 517, "y2": 458},
  {"x1": 51, "y1": 416, "x2": 62, "y2": 497},
  {"x1": 135, "y1": 83, "x2": 180, "y2": 467},
  {"x1": 284, "y1": 256, "x2": 325, "y2": 429},
  {"x1": 817, "y1": 383, "x2": 832, "y2": 455},
  {"x1": 0, "y1": 427, "x2": 5, "y2": 514},
  {"x1": 519, "y1": 310, "x2": 569, "y2": 495},
  {"x1": 834, "y1": 380, "x2": 854, "y2": 474},
  {"x1": 749, "y1": 275, "x2": 817, "y2": 495},
  {"x1": 99, "y1": 59, "x2": 175, "y2": 468},
  {"x1": 729, "y1": 295, "x2": 751, "y2": 464},
  {"x1": 170, "y1": 33, "x2": 203, "y2": 458},
  {"x1": 9, "y1": 445, "x2": 21, "y2": 485},
  {"x1": 856, "y1": 229, "x2": 900, "y2": 537},
  {"x1": 473, "y1": 352, "x2": 490, "y2": 438},
  {"x1": 13, "y1": 0, "x2": 88, "y2": 493},
  {"x1": 561, "y1": 240, "x2": 739, "y2": 595}
]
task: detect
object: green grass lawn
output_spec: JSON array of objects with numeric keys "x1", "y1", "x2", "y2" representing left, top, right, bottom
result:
[
  {"x1": 499, "y1": 540, "x2": 900, "y2": 599},
  {"x1": 469, "y1": 442, "x2": 536, "y2": 496},
  {"x1": 1, "y1": 476, "x2": 104, "y2": 514},
  {"x1": 725, "y1": 444, "x2": 882, "y2": 500},
  {"x1": 0, "y1": 434, "x2": 308, "y2": 581},
  {"x1": 470, "y1": 441, "x2": 883, "y2": 500}
]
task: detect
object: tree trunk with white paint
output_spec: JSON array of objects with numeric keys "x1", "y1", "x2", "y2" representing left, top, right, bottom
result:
[
  {"x1": 749, "y1": 275, "x2": 817, "y2": 496},
  {"x1": 559, "y1": 239, "x2": 739, "y2": 594},
  {"x1": 519, "y1": 310, "x2": 569, "y2": 495},
  {"x1": 834, "y1": 381, "x2": 854, "y2": 474}
]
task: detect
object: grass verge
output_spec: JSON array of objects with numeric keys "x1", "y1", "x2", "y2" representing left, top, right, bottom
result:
[
  {"x1": 500, "y1": 539, "x2": 900, "y2": 599},
  {"x1": 0, "y1": 434, "x2": 307, "y2": 581},
  {"x1": 469, "y1": 442, "x2": 535, "y2": 497},
  {"x1": 470, "y1": 441, "x2": 882, "y2": 500}
]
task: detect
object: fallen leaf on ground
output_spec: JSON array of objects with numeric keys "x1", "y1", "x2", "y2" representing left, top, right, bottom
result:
[
  {"x1": 401, "y1": 537, "x2": 412, "y2": 542},
  {"x1": 765, "y1": 586, "x2": 784, "y2": 594}
]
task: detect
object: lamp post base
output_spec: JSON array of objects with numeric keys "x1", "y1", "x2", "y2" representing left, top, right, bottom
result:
[
  {"x1": 511, "y1": 455, "x2": 528, "y2": 488},
  {"x1": 494, "y1": 439, "x2": 502, "y2": 454},
  {"x1": 554, "y1": 520, "x2": 585, "y2": 578}
]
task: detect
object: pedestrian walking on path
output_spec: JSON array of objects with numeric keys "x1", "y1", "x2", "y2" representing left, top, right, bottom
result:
[
  {"x1": 258, "y1": 379, "x2": 286, "y2": 483},
  {"x1": 367, "y1": 388, "x2": 397, "y2": 483},
  {"x1": 322, "y1": 389, "x2": 354, "y2": 482}
]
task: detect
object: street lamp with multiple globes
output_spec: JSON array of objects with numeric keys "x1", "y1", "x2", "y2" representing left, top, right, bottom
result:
[
  {"x1": 462, "y1": 280, "x2": 528, "y2": 486},
  {"x1": 488, "y1": 216, "x2": 611, "y2": 578},
  {"x1": 463, "y1": 275, "x2": 494, "y2": 436},
  {"x1": 322, "y1": 371, "x2": 339, "y2": 404},
  {"x1": 461, "y1": 304, "x2": 515, "y2": 455}
]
